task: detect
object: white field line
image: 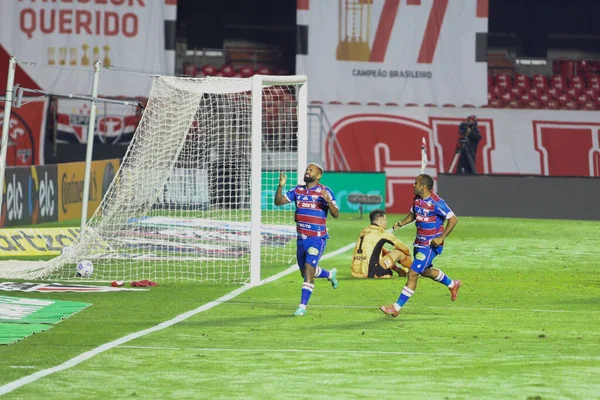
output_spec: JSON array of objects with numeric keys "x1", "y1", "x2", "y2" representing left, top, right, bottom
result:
[
  {"x1": 0, "y1": 241, "x2": 357, "y2": 396},
  {"x1": 116, "y1": 345, "x2": 600, "y2": 361}
]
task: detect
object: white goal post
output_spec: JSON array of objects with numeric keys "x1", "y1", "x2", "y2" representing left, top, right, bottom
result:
[{"x1": 2, "y1": 74, "x2": 308, "y2": 285}]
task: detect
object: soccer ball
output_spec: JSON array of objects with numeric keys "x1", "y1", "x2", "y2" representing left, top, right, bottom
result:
[{"x1": 76, "y1": 260, "x2": 94, "y2": 277}]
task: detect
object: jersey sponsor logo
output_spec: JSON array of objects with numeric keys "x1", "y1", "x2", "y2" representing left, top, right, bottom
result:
[
  {"x1": 307, "y1": 247, "x2": 320, "y2": 256},
  {"x1": 415, "y1": 252, "x2": 426, "y2": 261},
  {"x1": 416, "y1": 214, "x2": 434, "y2": 222},
  {"x1": 297, "y1": 222, "x2": 313, "y2": 229},
  {"x1": 299, "y1": 202, "x2": 318, "y2": 209}
]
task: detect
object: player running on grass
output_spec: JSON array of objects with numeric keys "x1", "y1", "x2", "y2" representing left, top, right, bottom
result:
[
  {"x1": 380, "y1": 174, "x2": 461, "y2": 317},
  {"x1": 274, "y1": 163, "x2": 339, "y2": 316}
]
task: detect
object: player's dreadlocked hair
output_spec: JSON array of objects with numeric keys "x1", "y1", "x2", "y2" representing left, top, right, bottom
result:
[{"x1": 369, "y1": 209, "x2": 386, "y2": 224}]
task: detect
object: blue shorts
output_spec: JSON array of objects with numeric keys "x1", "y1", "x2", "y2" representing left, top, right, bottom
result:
[
  {"x1": 411, "y1": 246, "x2": 443, "y2": 274},
  {"x1": 297, "y1": 236, "x2": 327, "y2": 270}
]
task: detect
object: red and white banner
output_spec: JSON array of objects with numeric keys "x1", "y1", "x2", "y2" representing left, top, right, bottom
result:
[
  {"x1": 0, "y1": 0, "x2": 176, "y2": 97},
  {"x1": 0, "y1": 99, "x2": 47, "y2": 166},
  {"x1": 296, "y1": 0, "x2": 488, "y2": 106},
  {"x1": 318, "y1": 105, "x2": 600, "y2": 213},
  {"x1": 55, "y1": 98, "x2": 141, "y2": 145}
]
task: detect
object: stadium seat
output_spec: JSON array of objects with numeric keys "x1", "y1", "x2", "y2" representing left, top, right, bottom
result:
[
  {"x1": 257, "y1": 66, "x2": 273, "y2": 75},
  {"x1": 492, "y1": 86, "x2": 506, "y2": 97},
  {"x1": 507, "y1": 99, "x2": 522, "y2": 108},
  {"x1": 564, "y1": 100, "x2": 578, "y2": 110},
  {"x1": 201, "y1": 64, "x2": 217, "y2": 77},
  {"x1": 310, "y1": 100, "x2": 324, "y2": 104},
  {"x1": 424, "y1": 103, "x2": 437, "y2": 107},
  {"x1": 183, "y1": 63, "x2": 197, "y2": 76},
  {"x1": 404, "y1": 102, "x2": 418, "y2": 107},
  {"x1": 546, "y1": 100, "x2": 560, "y2": 109},
  {"x1": 329, "y1": 101, "x2": 342, "y2": 105},
  {"x1": 567, "y1": 87, "x2": 582, "y2": 99},
  {"x1": 546, "y1": 87, "x2": 560, "y2": 99},
  {"x1": 348, "y1": 101, "x2": 361, "y2": 105},
  {"x1": 385, "y1": 102, "x2": 400, "y2": 106},
  {"x1": 489, "y1": 98, "x2": 503, "y2": 108},
  {"x1": 367, "y1": 102, "x2": 381, "y2": 106},
  {"x1": 582, "y1": 101, "x2": 598, "y2": 110},
  {"x1": 462, "y1": 104, "x2": 476, "y2": 108},
  {"x1": 239, "y1": 66, "x2": 255, "y2": 78},
  {"x1": 526, "y1": 100, "x2": 541, "y2": 109},
  {"x1": 220, "y1": 65, "x2": 235, "y2": 77},
  {"x1": 442, "y1": 103, "x2": 456, "y2": 107}
]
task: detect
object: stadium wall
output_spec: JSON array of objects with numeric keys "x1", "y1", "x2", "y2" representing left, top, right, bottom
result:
[
  {"x1": 437, "y1": 174, "x2": 600, "y2": 221},
  {"x1": 313, "y1": 104, "x2": 600, "y2": 213}
]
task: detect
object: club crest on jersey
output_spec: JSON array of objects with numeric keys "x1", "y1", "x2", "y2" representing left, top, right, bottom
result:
[
  {"x1": 415, "y1": 252, "x2": 426, "y2": 261},
  {"x1": 311, "y1": 195, "x2": 319, "y2": 201},
  {"x1": 423, "y1": 209, "x2": 429, "y2": 215},
  {"x1": 307, "y1": 247, "x2": 319, "y2": 256}
]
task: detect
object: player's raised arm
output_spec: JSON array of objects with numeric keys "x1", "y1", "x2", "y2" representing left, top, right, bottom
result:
[
  {"x1": 274, "y1": 171, "x2": 290, "y2": 206},
  {"x1": 322, "y1": 189, "x2": 339, "y2": 219},
  {"x1": 393, "y1": 212, "x2": 416, "y2": 231}
]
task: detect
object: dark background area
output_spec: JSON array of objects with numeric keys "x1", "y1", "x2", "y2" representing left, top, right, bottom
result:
[{"x1": 177, "y1": 0, "x2": 600, "y2": 60}]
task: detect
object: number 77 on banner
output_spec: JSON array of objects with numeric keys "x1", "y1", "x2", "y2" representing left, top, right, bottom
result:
[{"x1": 369, "y1": 0, "x2": 449, "y2": 64}]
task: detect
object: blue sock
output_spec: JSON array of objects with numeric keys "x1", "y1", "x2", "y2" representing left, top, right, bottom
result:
[
  {"x1": 314, "y1": 266, "x2": 330, "y2": 279},
  {"x1": 434, "y1": 269, "x2": 453, "y2": 287},
  {"x1": 396, "y1": 286, "x2": 414, "y2": 308},
  {"x1": 300, "y1": 282, "x2": 314, "y2": 306}
]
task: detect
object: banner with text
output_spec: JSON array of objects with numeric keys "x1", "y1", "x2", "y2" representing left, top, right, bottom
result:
[
  {"x1": 0, "y1": 0, "x2": 176, "y2": 97},
  {"x1": 57, "y1": 159, "x2": 119, "y2": 221},
  {"x1": 314, "y1": 104, "x2": 600, "y2": 213},
  {"x1": 296, "y1": 0, "x2": 488, "y2": 105},
  {"x1": 1, "y1": 164, "x2": 59, "y2": 228}
]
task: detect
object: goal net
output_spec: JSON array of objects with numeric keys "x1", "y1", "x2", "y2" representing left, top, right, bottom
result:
[{"x1": 7, "y1": 75, "x2": 307, "y2": 284}]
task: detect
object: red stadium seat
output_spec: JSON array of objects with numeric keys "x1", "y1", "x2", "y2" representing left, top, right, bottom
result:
[
  {"x1": 546, "y1": 87, "x2": 560, "y2": 99},
  {"x1": 183, "y1": 63, "x2": 197, "y2": 76},
  {"x1": 497, "y1": 79, "x2": 512, "y2": 90},
  {"x1": 257, "y1": 66, "x2": 273, "y2": 75},
  {"x1": 489, "y1": 98, "x2": 503, "y2": 108},
  {"x1": 515, "y1": 79, "x2": 530, "y2": 90},
  {"x1": 538, "y1": 93, "x2": 551, "y2": 104},
  {"x1": 510, "y1": 86, "x2": 524, "y2": 97},
  {"x1": 546, "y1": 100, "x2": 560, "y2": 109},
  {"x1": 526, "y1": 100, "x2": 542, "y2": 109},
  {"x1": 239, "y1": 66, "x2": 255, "y2": 78},
  {"x1": 582, "y1": 101, "x2": 598, "y2": 110},
  {"x1": 367, "y1": 102, "x2": 381, "y2": 106},
  {"x1": 462, "y1": 104, "x2": 476, "y2": 108},
  {"x1": 201, "y1": 64, "x2": 217, "y2": 76},
  {"x1": 424, "y1": 103, "x2": 437, "y2": 107},
  {"x1": 492, "y1": 86, "x2": 506, "y2": 97},
  {"x1": 220, "y1": 65, "x2": 235, "y2": 77},
  {"x1": 385, "y1": 102, "x2": 400, "y2": 106},
  {"x1": 404, "y1": 102, "x2": 418, "y2": 107},
  {"x1": 563, "y1": 100, "x2": 578, "y2": 110},
  {"x1": 348, "y1": 101, "x2": 361, "y2": 105},
  {"x1": 329, "y1": 101, "x2": 342, "y2": 105},
  {"x1": 567, "y1": 87, "x2": 582, "y2": 99},
  {"x1": 310, "y1": 100, "x2": 324, "y2": 105},
  {"x1": 507, "y1": 99, "x2": 522, "y2": 108},
  {"x1": 442, "y1": 103, "x2": 456, "y2": 107}
]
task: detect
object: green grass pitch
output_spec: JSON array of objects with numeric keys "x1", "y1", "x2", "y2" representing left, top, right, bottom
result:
[{"x1": 0, "y1": 214, "x2": 598, "y2": 399}]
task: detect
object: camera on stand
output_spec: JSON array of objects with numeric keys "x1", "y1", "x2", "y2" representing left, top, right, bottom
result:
[{"x1": 448, "y1": 116, "x2": 480, "y2": 174}]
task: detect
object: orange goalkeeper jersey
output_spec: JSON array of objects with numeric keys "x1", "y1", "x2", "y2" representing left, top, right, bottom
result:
[{"x1": 351, "y1": 224, "x2": 411, "y2": 278}]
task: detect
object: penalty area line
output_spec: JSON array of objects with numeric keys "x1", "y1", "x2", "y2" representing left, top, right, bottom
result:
[{"x1": 0, "y1": 241, "x2": 356, "y2": 396}]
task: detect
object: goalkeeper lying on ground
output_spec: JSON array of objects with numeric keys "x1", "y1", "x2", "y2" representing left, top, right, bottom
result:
[{"x1": 351, "y1": 209, "x2": 412, "y2": 278}]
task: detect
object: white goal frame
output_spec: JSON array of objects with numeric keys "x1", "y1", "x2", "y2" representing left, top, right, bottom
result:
[{"x1": 1, "y1": 61, "x2": 308, "y2": 286}]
